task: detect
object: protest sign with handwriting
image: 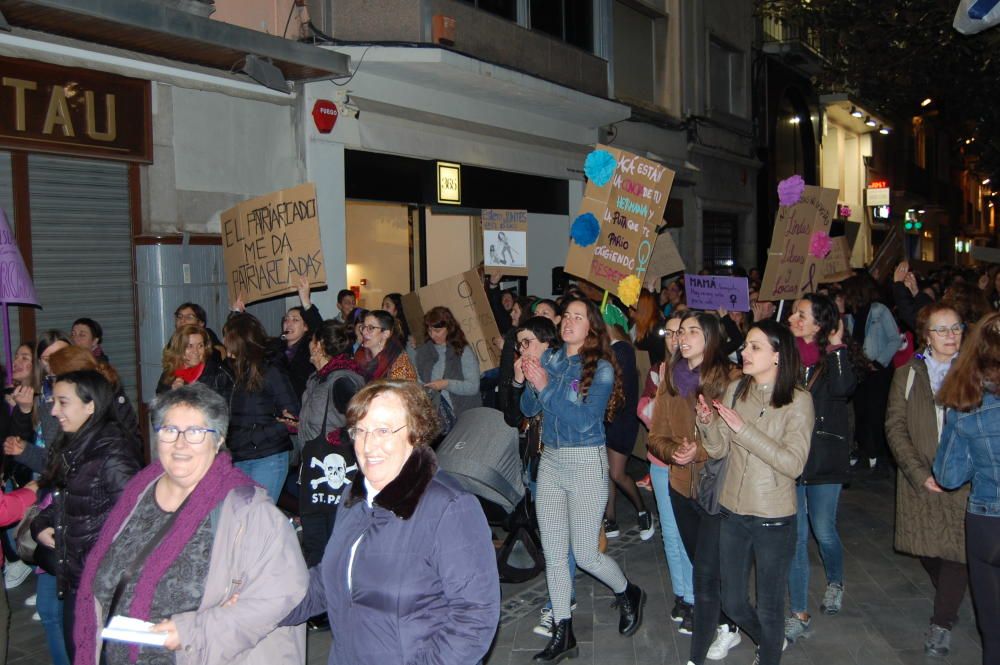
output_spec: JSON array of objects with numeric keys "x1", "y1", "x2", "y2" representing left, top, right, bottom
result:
[
  {"x1": 221, "y1": 183, "x2": 326, "y2": 305},
  {"x1": 482, "y1": 209, "x2": 528, "y2": 276},
  {"x1": 758, "y1": 183, "x2": 839, "y2": 301},
  {"x1": 685, "y1": 274, "x2": 750, "y2": 312},
  {"x1": 565, "y1": 146, "x2": 675, "y2": 305}
]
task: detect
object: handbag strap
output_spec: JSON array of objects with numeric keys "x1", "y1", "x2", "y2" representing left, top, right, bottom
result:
[{"x1": 105, "y1": 492, "x2": 191, "y2": 624}]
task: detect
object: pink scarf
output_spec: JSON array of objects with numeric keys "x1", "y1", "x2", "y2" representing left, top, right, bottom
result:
[{"x1": 74, "y1": 453, "x2": 255, "y2": 664}]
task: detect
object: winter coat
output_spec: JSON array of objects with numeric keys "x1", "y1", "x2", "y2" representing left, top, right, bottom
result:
[
  {"x1": 32, "y1": 420, "x2": 142, "y2": 594},
  {"x1": 298, "y1": 368, "x2": 363, "y2": 445},
  {"x1": 81, "y1": 482, "x2": 308, "y2": 665},
  {"x1": 648, "y1": 388, "x2": 706, "y2": 498},
  {"x1": 284, "y1": 445, "x2": 500, "y2": 664},
  {"x1": 226, "y1": 363, "x2": 300, "y2": 462},
  {"x1": 800, "y1": 347, "x2": 857, "y2": 485},
  {"x1": 885, "y1": 358, "x2": 968, "y2": 563},
  {"x1": 699, "y1": 381, "x2": 813, "y2": 519}
]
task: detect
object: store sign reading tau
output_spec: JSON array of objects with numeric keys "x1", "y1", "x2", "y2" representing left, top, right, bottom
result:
[{"x1": 0, "y1": 55, "x2": 151, "y2": 162}]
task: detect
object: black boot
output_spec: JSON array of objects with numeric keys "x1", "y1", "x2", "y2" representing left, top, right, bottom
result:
[
  {"x1": 532, "y1": 618, "x2": 578, "y2": 662},
  {"x1": 615, "y1": 582, "x2": 645, "y2": 636}
]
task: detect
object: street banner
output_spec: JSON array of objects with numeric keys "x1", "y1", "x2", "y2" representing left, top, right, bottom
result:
[
  {"x1": 401, "y1": 270, "x2": 502, "y2": 371},
  {"x1": 818, "y1": 236, "x2": 855, "y2": 283},
  {"x1": 759, "y1": 178, "x2": 839, "y2": 301},
  {"x1": 685, "y1": 274, "x2": 750, "y2": 312},
  {"x1": 221, "y1": 183, "x2": 326, "y2": 304},
  {"x1": 482, "y1": 209, "x2": 528, "y2": 276},
  {"x1": 565, "y1": 145, "x2": 675, "y2": 305},
  {"x1": 0, "y1": 208, "x2": 39, "y2": 385},
  {"x1": 643, "y1": 231, "x2": 686, "y2": 287}
]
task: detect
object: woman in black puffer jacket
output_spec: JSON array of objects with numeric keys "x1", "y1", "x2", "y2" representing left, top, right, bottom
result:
[
  {"x1": 784, "y1": 293, "x2": 858, "y2": 642},
  {"x1": 31, "y1": 370, "x2": 142, "y2": 663},
  {"x1": 223, "y1": 313, "x2": 300, "y2": 505}
]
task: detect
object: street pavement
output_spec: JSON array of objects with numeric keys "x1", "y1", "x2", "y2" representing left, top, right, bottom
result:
[{"x1": 4, "y1": 470, "x2": 982, "y2": 665}]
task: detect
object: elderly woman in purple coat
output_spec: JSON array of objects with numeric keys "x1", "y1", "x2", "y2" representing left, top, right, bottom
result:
[{"x1": 283, "y1": 379, "x2": 501, "y2": 664}]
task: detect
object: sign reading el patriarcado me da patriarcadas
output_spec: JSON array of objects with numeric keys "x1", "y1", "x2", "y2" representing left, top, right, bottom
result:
[{"x1": 221, "y1": 183, "x2": 327, "y2": 305}]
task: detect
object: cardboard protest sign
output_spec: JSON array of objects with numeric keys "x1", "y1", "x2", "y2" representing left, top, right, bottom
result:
[
  {"x1": 482, "y1": 209, "x2": 528, "y2": 276},
  {"x1": 758, "y1": 180, "x2": 839, "y2": 301},
  {"x1": 221, "y1": 183, "x2": 326, "y2": 304},
  {"x1": 565, "y1": 146, "x2": 675, "y2": 305},
  {"x1": 685, "y1": 274, "x2": 750, "y2": 312},
  {"x1": 817, "y1": 236, "x2": 854, "y2": 283},
  {"x1": 643, "y1": 231, "x2": 685, "y2": 288},
  {"x1": 869, "y1": 224, "x2": 903, "y2": 281},
  {"x1": 401, "y1": 270, "x2": 502, "y2": 371}
]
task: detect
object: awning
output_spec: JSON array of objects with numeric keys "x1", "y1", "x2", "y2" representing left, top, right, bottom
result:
[{"x1": 0, "y1": 0, "x2": 350, "y2": 83}]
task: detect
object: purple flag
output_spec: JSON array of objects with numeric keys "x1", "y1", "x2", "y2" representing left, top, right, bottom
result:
[{"x1": 0, "y1": 209, "x2": 38, "y2": 306}]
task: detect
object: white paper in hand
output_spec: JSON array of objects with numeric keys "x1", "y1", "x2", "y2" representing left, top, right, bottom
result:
[{"x1": 101, "y1": 616, "x2": 169, "y2": 647}]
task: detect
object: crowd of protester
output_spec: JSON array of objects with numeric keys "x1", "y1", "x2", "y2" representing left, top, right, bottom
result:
[{"x1": 0, "y1": 258, "x2": 996, "y2": 665}]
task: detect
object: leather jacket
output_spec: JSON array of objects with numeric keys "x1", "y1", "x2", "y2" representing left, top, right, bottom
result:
[{"x1": 698, "y1": 380, "x2": 814, "y2": 518}]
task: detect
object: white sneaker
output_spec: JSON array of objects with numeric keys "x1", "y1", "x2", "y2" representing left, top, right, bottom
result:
[
  {"x1": 706, "y1": 624, "x2": 741, "y2": 660},
  {"x1": 25, "y1": 593, "x2": 37, "y2": 607},
  {"x1": 532, "y1": 602, "x2": 578, "y2": 637},
  {"x1": 31, "y1": 611, "x2": 40, "y2": 621},
  {"x1": 4, "y1": 560, "x2": 32, "y2": 589}
]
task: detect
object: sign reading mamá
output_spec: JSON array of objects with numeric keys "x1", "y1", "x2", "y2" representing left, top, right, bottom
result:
[
  {"x1": 221, "y1": 183, "x2": 327, "y2": 305},
  {"x1": 0, "y1": 55, "x2": 151, "y2": 162}
]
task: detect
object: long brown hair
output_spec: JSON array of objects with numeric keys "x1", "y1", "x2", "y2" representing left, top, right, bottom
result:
[
  {"x1": 631, "y1": 288, "x2": 662, "y2": 340},
  {"x1": 937, "y1": 311, "x2": 1000, "y2": 412},
  {"x1": 223, "y1": 313, "x2": 269, "y2": 392},
  {"x1": 162, "y1": 325, "x2": 208, "y2": 376},
  {"x1": 665, "y1": 310, "x2": 732, "y2": 402},
  {"x1": 561, "y1": 295, "x2": 624, "y2": 419},
  {"x1": 423, "y1": 306, "x2": 469, "y2": 357}
]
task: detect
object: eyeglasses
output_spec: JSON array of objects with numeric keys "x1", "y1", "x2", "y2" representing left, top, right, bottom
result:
[
  {"x1": 156, "y1": 426, "x2": 217, "y2": 445},
  {"x1": 348, "y1": 424, "x2": 407, "y2": 445},
  {"x1": 175, "y1": 313, "x2": 198, "y2": 322},
  {"x1": 929, "y1": 323, "x2": 965, "y2": 336},
  {"x1": 517, "y1": 337, "x2": 538, "y2": 350},
  {"x1": 361, "y1": 325, "x2": 387, "y2": 333},
  {"x1": 661, "y1": 329, "x2": 679, "y2": 338}
]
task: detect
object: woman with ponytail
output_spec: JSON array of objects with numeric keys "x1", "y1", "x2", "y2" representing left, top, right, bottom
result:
[{"x1": 521, "y1": 295, "x2": 645, "y2": 662}]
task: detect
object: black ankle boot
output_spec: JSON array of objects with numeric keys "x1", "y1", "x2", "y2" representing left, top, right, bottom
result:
[
  {"x1": 532, "y1": 618, "x2": 578, "y2": 662},
  {"x1": 615, "y1": 582, "x2": 645, "y2": 636}
]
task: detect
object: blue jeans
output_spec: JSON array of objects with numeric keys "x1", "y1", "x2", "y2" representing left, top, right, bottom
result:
[
  {"x1": 788, "y1": 483, "x2": 844, "y2": 614},
  {"x1": 37, "y1": 572, "x2": 70, "y2": 665},
  {"x1": 650, "y1": 464, "x2": 694, "y2": 603},
  {"x1": 720, "y1": 512, "x2": 797, "y2": 665},
  {"x1": 235, "y1": 451, "x2": 290, "y2": 505}
]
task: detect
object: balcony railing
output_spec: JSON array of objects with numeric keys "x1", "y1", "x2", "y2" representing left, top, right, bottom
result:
[{"x1": 760, "y1": 16, "x2": 833, "y2": 62}]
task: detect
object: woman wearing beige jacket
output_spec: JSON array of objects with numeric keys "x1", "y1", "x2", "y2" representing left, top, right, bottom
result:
[{"x1": 697, "y1": 320, "x2": 814, "y2": 665}]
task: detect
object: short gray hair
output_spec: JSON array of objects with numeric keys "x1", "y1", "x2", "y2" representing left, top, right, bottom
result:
[{"x1": 150, "y1": 383, "x2": 229, "y2": 444}]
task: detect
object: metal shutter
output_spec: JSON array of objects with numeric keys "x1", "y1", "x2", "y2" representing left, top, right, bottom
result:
[{"x1": 28, "y1": 154, "x2": 138, "y2": 403}]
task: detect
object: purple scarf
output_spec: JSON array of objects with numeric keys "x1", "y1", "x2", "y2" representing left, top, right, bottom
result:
[
  {"x1": 74, "y1": 452, "x2": 256, "y2": 665},
  {"x1": 672, "y1": 360, "x2": 701, "y2": 398}
]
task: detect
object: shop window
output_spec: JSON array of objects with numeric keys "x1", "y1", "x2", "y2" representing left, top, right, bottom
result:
[
  {"x1": 708, "y1": 37, "x2": 747, "y2": 118},
  {"x1": 530, "y1": 0, "x2": 593, "y2": 51},
  {"x1": 702, "y1": 211, "x2": 739, "y2": 272},
  {"x1": 455, "y1": 0, "x2": 517, "y2": 21}
]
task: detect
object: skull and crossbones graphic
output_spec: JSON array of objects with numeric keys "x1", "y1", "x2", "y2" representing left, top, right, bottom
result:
[{"x1": 310, "y1": 453, "x2": 357, "y2": 491}]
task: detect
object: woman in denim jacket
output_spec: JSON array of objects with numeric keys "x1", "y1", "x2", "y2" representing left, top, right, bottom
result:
[
  {"x1": 520, "y1": 295, "x2": 644, "y2": 662},
  {"x1": 933, "y1": 311, "x2": 1000, "y2": 665}
]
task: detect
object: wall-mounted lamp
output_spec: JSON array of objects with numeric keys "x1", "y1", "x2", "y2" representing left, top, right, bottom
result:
[
  {"x1": 864, "y1": 116, "x2": 877, "y2": 127},
  {"x1": 850, "y1": 106, "x2": 863, "y2": 118}
]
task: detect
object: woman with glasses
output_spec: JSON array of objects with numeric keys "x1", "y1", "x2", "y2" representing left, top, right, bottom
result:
[
  {"x1": 355, "y1": 310, "x2": 417, "y2": 382},
  {"x1": 30, "y1": 370, "x2": 142, "y2": 662},
  {"x1": 933, "y1": 311, "x2": 1000, "y2": 665},
  {"x1": 411, "y1": 307, "x2": 482, "y2": 429},
  {"x1": 283, "y1": 380, "x2": 500, "y2": 664},
  {"x1": 73, "y1": 383, "x2": 308, "y2": 665},
  {"x1": 886, "y1": 304, "x2": 968, "y2": 657},
  {"x1": 223, "y1": 313, "x2": 300, "y2": 504}
]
